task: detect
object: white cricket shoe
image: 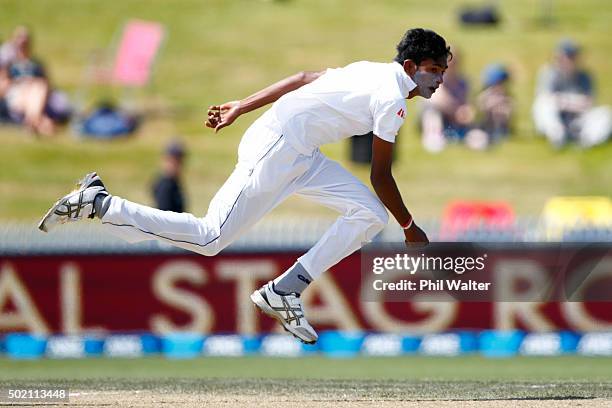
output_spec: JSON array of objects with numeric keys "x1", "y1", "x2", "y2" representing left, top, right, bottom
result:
[
  {"x1": 251, "y1": 282, "x2": 318, "y2": 344},
  {"x1": 38, "y1": 172, "x2": 108, "y2": 232}
]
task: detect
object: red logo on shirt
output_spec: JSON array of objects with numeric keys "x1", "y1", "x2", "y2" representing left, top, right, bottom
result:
[{"x1": 396, "y1": 108, "x2": 405, "y2": 119}]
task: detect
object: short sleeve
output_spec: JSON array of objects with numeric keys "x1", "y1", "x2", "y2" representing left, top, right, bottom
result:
[{"x1": 371, "y1": 97, "x2": 406, "y2": 143}]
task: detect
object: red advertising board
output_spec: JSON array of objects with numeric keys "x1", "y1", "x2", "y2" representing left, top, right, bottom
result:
[{"x1": 0, "y1": 252, "x2": 611, "y2": 335}]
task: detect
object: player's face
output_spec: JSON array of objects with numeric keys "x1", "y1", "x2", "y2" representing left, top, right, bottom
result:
[{"x1": 413, "y1": 57, "x2": 448, "y2": 99}]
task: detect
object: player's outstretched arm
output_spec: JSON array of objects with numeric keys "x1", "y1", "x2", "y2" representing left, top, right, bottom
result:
[
  {"x1": 205, "y1": 70, "x2": 325, "y2": 133},
  {"x1": 370, "y1": 136, "x2": 429, "y2": 245}
]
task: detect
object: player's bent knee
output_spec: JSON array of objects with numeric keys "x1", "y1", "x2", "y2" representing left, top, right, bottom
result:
[
  {"x1": 362, "y1": 208, "x2": 388, "y2": 236},
  {"x1": 361, "y1": 210, "x2": 387, "y2": 242},
  {"x1": 378, "y1": 209, "x2": 390, "y2": 227},
  {"x1": 371, "y1": 216, "x2": 387, "y2": 234},
  {"x1": 345, "y1": 205, "x2": 388, "y2": 234},
  {"x1": 369, "y1": 205, "x2": 389, "y2": 228},
  {"x1": 199, "y1": 244, "x2": 222, "y2": 257}
]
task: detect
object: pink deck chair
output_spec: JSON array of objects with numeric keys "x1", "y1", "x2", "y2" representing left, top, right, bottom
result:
[
  {"x1": 111, "y1": 20, "x2": 165, "y2": 87},
  {"x1": 78, "y1": 20, "x2": 165, "y2": 115}
]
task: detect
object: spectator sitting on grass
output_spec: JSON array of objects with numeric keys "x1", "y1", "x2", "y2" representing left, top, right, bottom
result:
[
  {"x1": 532, "y1": 39, "x2": 611, "y2": 148},
  {"x1": 3, "y1": 26, "x2": 71, "y2": 135},
  {"x1": 465, "y1": 63, "x2": 513, "y2": 150}
]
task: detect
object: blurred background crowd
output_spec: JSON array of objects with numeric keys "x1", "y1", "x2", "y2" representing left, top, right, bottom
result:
[
  {"x1": 1, "y1": 21, "x2": 609, "y2": 148},
  {"x1": 420, "y1": 38, "x2": 610, "y2": 152},
  {"x1": 0, "y1": 0, "x2": 610, "y2": 237}
]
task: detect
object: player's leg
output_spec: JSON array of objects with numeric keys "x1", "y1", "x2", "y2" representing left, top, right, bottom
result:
[
  {"x1": 39, "y1": 135, "x2": 309, "y2": 256},
  {"x1": 99, "y1": 166, "x2": 251, "y2": 256},
  {"x1": 294, "y1": 151, "x2": 388, "y2": 280},
  {"x1": 251, "y1": 151, "x2": 387, "y2": 345}
]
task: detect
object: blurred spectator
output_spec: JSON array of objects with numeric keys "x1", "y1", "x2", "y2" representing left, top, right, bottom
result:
[
  {"x1": 466, "y1": 63, "x2": 513, "y2": 150},
  {"x1": 7, "y1": 27, "x2": 46, "y2": 79},
  {"x1": 1, "y1": 26, "x2": 71, "y2": 135},
  {"x1": 152, "y1": 141, "x2": 187, "y2": 213},
  {"x1": 533, "y1": 39, "x2": 611, "y2": 148},
  {"x1": 0, "y1": 26, "x2": 25, "y2": 67},
  {"x1": 0, "y1": 29, "x2": 22, "y2": 123},
  {"x1": 0, "y1": 66, "x2": 11, "y2": 123},
  {"x1": 2, "y1": 26, "x2": 52, "y2": 134},
  {"x1": 421, "y1": 49, "x2": 474, "y2": 152}
]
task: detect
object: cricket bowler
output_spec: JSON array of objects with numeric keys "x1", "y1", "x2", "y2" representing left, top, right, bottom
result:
[{"x1": 39, "y1": 28, "x2": 451, "y2": 344}]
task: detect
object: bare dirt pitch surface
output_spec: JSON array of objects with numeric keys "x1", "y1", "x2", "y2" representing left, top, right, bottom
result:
[
  {"x1": 56, "y1": 378, "x2": 612, "y2": 407},
  {"x1": 66, "y1": 391, "x2": 612, "y2": 408}
]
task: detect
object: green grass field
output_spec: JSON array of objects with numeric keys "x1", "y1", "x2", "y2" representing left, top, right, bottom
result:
[
  {"x1": 1, "y1": 356, "x2": 611, "y2": 401},
  {"x1": 1, "y1": 0, "x2": 611, "y2": 223}
]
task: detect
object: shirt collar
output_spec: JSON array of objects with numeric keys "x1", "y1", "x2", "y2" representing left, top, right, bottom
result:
[{"x1": 392, "y1": 62, "x2": 417, "y2": 98}]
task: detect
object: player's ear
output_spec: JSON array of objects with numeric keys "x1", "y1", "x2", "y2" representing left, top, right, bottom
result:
[{"x1": 402, "y1": 59, "x2": 417, "y2": 77}]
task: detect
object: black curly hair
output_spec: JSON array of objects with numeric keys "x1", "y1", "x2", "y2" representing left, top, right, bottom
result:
[{"x1": 394, "y1": 28, "x2": 452, "y2": 65}]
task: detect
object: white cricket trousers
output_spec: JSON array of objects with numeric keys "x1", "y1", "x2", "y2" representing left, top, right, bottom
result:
[{"x1": 101, "y1": 125, "x2": 389, "y2": 279}]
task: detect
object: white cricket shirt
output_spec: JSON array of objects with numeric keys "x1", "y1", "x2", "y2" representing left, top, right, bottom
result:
[{"x1": 257, "y1": 61, "x2": 417, "y2": 155}]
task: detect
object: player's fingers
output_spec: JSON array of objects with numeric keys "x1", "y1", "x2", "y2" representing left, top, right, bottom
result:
[
  {"x1": 205, "y1": 116, "x2": 219, "y2": 127},
  {"x1": 215, "y1": 122, "x2": 229, "y2": 133}
]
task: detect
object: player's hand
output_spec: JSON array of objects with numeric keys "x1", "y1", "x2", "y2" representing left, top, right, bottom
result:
[
  {"x1": 404, "y1": 223, "x2": 429, "y2": 247},
  {"x1": 206, "y1": 101, "x2": 241, "y2": 133}
]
